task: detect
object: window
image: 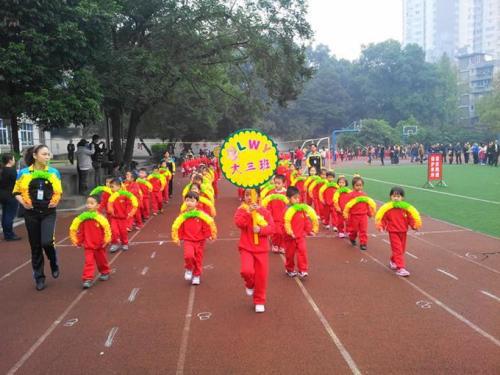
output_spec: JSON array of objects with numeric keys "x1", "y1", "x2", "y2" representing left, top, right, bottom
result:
[
  {"x1": 19, "y1": 122, "x2": 34, "y2": 147},
  {"x1": 0, "y1": 119, "x2": 9, "y2": 145}
]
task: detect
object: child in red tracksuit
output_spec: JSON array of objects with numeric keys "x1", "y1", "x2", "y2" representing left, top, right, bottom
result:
[
  {"x1": 267, "y1": 174, "x2": 287, "y2": 254},
  {"x1": 176, "y1": 192, "x2": 214, "y2": 285},
  {"x1": 335, "y1": 176, "x2": 350, "y2": 238},
  {"x1": 138, "y1": 168, "x2": 151, "y2": 220},
  {"x1": 380, "y1": 187, "x2": 418, "y2": 277},
  {"x1": 124, "y1": 171, "x2": 143, "y2": 230},
  {"x1": 76, "y1": 195, "x2": 111, "y2": 289},
  {"x1": 322, "y1": 171, "x2": 337, "y2": 230},
  {"x1": 234, "y1": 189, "x2": 274, "y2": 313},
  {"x1": 148, "y1": 167, "x2": 164, "y2": 215},
  {"x1": 108, "y1": 179, "x2": 134, "y2": 253},
  {"x1": 98, "y1": 177, "x2": 114, "y2": 214},
  {"x1": 346, "y1": 176, "x2": 372, "y2": 251},
  {"x1": 159, "y1": 162, "x2": 171, "y2": 203},
  {"x1": 284, "y1": 186, "x2": 314, "y2": 279},
  {"x1": 304, "y1": 167, "x2": 317, "y2": 206}
]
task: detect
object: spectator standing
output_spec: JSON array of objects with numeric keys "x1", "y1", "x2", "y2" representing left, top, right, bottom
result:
[
  {"x1": 67, "y1": 140, "x2": 75, "y2": 165},
  {"x1": 90, "y1": 134, "x2": 106, "y2": 186},
  {"x1": 454, "y1": 143, "x2": 462, "y2": 164},
  {"x1": 76, "y1": 139, "x2": 95, "y2": 195},
  {"x1": 494, "y1": 140, "x2": 499, "y2": 167},
  {"x1": 418, "y1": 144, "x2": 425, "y2": 164},
  {"x1": 471, "y1": 143, "x2": 479, "y2": 164},
  {"x1": 463, "y1": 143, "x2": 470, "y2": 164},
  {"x1": 0, "y1": 154, "x2": 21, "y2": 241},
  {"x1": 294, "y1": 147, "x2": 304, "y2": 169},
  {"x1": 379, "y1": 145, "x2": 385, "y2": 166}
]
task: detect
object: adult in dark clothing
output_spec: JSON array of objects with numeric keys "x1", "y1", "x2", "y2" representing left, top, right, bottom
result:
[
  {"x1": 494, "y1": 141, "x2": 499, "y2": 167},
  {"x1": 379, "y1": 145, "x2": 385, "y2": 166},
  {"x1": 463, "y1": 143, "x2": 470, "y2": 164},
  {"x1": 13, "y1": 145, "x2": 62, "y2": 291},
  {"x1": 487, "y1": 142, "x2": 495, "y2": 166},
  {"x1": 67, "y1": 140, "x2": 75, "y2": 165},
  {"x1": 90, "y1": 134, "x2": 106, "y2": 186},
  {"x1": 454, "y1": 143, "x2": 462, "y2": 164},
  {"x1": 0, "y1": 154, "x2": 21, "y2": 241},
  {"x1": 163, "y1": 151, "x2": 176, "y2": 198}
]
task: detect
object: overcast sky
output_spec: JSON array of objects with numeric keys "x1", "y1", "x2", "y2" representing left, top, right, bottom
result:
[{"x1": 306, "y1": 0, "x2": 403, "y2": 60}]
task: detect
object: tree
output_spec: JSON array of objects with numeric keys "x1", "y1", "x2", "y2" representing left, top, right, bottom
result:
[
  {"x1": 338, "y1": 119, "x2": 399, "y2": 148},
  {"x1": 477, "y1": 76, "x2": 500, "y2": 134}
]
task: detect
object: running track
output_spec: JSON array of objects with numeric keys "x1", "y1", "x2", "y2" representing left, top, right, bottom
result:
[{"x1": 1, "y1": 178, "x2": 499, "y2": 374}]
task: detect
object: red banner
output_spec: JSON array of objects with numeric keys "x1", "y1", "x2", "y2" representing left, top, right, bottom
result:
[{"x1": 428, "y1": 153, "x2": 443, "y2": 181}]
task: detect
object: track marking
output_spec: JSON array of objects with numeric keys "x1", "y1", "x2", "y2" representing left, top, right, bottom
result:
[
  {"x1": 436, "y1": 268, "x2": 459, "y2": 280},
  {"x1": 366, "y1": 253, "x2": 500, "y2": 348},
  {"x1": 141, "y1": 267, "x2": 149, "y2": 276},
  {"x1": 406, "y1": 252, "x2": 418, "y2": 259},
  {"x1": 63, "y1": 318, "x2": 79, "y2": 327},
  {"x1": 278, "y1": 255, "x2": 361, "y2": 374},
  {"x1": 176, "y1": 286, "x2": 196, "y2": 375},
  {"x1": 0, "y1": 235, "x2": 70, "y2": 282},
  {"x1": 104, "y1": 327, "x2": 119, "y2": 348},
  {"x1": 5, "y1": 219, "x2": 151, "y2": 374},
  {"x1": 128, "y1": 288, "x2": 140, "y2": 302},
  {"x1": 416, "y1": 300, "x2": 433, "y2": 309},
  {"x1": 480, "y1": 290, "x2": 500, "y2": 303},
  {"x1": 150, "y1": 251, "x2": 156, "y2": 259},
  {"x1": 197, "y1": 312, "x2": 212, "y2": 321},
  {"x1": 382, "y1": 239, "x2": 390, "y2": 245}
]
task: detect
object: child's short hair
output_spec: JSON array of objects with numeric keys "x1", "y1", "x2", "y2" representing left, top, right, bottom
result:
[
  {"x1": 352, "y1": 176, "x2": 364, "y2": 186},
  {"x1": 185, "y1": 191, "x2": 199, "y2": 201},
  {"x1": 320, "y1": 168, "x2": 327, "y2": 175},
  {"x1": 87, "y1": 194, "x2": 101, "y2": 204},
  {"x1": 326, "y1": 170, "x2": 335, "y2": 178},
  {"x1": 109, "y1": 178, "x2": 122, "y2": 186},
  {"x1": 126, "y1": 170, "x2": 137, "y2": 179},
  {"x1": 192, "y1": 174, "x2": 203, "y2": 183},
  {"x1": 286, "y1": 186, "x2": 300, "y2": 198},
  {"x1": 337, "y1": 176, "x2": 348, "y2": 186},
  {"x1": 274, "y1": 174, "x2": 285, "y2": 182},
  {"x1": 390, "y1": 186, "x2": 405, "y2": 197},
  {"x1": 308, "y1": 166, "x2": 317, "y2": 175},
  {"x1": 139, "y1": 168, "x2": 147, "y2": 173}
]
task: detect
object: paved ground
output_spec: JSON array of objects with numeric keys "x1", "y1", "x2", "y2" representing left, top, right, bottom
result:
[{"x1": 1, "y1": 176, "x2": 499, "y2": 374}]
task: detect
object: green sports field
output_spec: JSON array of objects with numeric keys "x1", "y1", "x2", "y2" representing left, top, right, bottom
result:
[{"x1": 333, "y1": 162, "x2": 500, "y2": 237}]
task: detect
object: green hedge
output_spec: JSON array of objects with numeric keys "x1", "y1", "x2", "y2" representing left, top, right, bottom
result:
[{"x1": 151, "y1": 144, "x2": 169, "y2": 162}]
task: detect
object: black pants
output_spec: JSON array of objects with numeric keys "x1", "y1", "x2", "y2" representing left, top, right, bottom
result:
[
  {"x1": 168, "y1": 177, "x2": 174, "y2": 198},
  {"x1": 78, "y1": 168, "x2": 90, "y2": 195},
  {"x1": 464, "y1": 153, "x2": 469, "y2": 164},
  {"x1": 1, "y1": 197, "x2": 19, "y2": 239},
  {"x1": 24, "y1": 209, "x2": 58, "y2": 282},
  {"x1": 93, "y1": 165, "x2": 102, "y2": 186}
]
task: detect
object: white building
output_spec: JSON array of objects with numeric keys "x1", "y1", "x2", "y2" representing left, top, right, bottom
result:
[{"x1": 0, "y1": 117, "x2": 51, "y2": 154}]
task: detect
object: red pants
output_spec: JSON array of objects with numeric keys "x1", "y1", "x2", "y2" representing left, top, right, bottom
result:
[
  {"x1": 389, "y1": 232, "x2": 407, "y2": 269},
  {"x1": 239, "y1": 249, "x2": 269, "y2": 305},
  {"x1": 336, "y1": 211, "x2": 346, "y2": 234},
  {"x1": 284, "y1": 236, "x2": 308, "y2": 272},
  {"x1": 325, "y1": 205, "x2": 337, "y2": 227},
  {"x1": 348, "y1": 214, "x2": 368, "y2": 245},
  {"x1": 141, "y1": 196, "x2": 150, "y2": 219},
  {"x1": 184, "y1": 240, "x2": 205, "y2": 276},
  {"x1": 320, "y1": 202, "x2": 329, "y2": 224},
  {"x1": 300, "y1": 190, "x2": 306, "y2": 203},
  {"x1": 152, "y1": 191, "x2": 163, "y2": 213},
  {"x1": 163, "y1": 183, "x2": 170, "y2": 203},
  {"x1": 82, "y1": 247, "x2": 110, "y2": 281},
  {"x1": 110, "y1": 218, "x2": 129, "y2": 245},
  {"x1": 128, "y1": 207, "x2": 143, "y2": 228},
  {"x1": 271, "y1": 222, "x2": 284, "y2": 249},
  {"x1": 306, "y1": 194, "x2": 313, "y2": 206},
  {"x1": 313, "y1": 197, "x2": 321, "y2": 216}
]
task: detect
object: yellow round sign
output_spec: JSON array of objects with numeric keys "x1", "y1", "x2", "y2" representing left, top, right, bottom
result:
[{"x1": 219, "y1": 129, "x2": 279, "y2": 188}]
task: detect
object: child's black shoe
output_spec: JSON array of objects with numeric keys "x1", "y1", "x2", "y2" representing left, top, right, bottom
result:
[
  {"x1": 350, "y1": 239, "x2": 357, "y2": 246},
  {"x1": 360, "y1": 245, "x2": 367, "y2": 251}
]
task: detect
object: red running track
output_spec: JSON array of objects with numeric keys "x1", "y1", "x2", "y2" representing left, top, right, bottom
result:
[{"x1": 0, "y1": 177, "x2": 499, "y2": 374}]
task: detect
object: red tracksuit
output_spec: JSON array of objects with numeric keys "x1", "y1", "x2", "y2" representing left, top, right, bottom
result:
[
  {"x1": 138, "y1": 183, "x2": 151, "y2": 219},
  {"x1": 237, "y1": 188, "x2": 245, "y2": 201},
  {"x1": 108, "y1": 194, "x2": 132, "y2": 245},
  {"x1": 323, "y1": 186, "x2": 337, "y2": 228},
  {"x1": 295, "y1": 179, "x2": 306, "y2": 203},
  {"x1": 346, "y1": 191, "x2": 371, "y2": 245},
  {"x1": 178, "y1": 214, "x2": 212, "y2": 276},
  {"x1": 266, "y1": 190, "x2": 287, "y2": 251},
  {"x1": 160, "y1": 171, "x2": 170, "y2": 203},
  {"x1": 124, "y1": 181, "x2": 143, "y2": 229},
  {"x1": 77, "y1": 217, "x2": 111, "y2": 281},
  {"x1": 336, "y1": 192, "x2": 350, "y2": 235},
  {"x1": 149, "y1": 177, "x2": 163, "y2": 213},
  {"x1": 284, "y1": 209, "x2": 312, "y2": 273},
  {"x1": 234, "y1": 206, "x2": 275, "y2": 305},
  {"x1": 305, "y1": 178, "x2": 315, "y2": 205},
  {"x1": 98, "y1": 191, "x2": 111, "y2": 215},
  {"x1": 382, "y1": 208, "x2": 416, "y2": 269}
]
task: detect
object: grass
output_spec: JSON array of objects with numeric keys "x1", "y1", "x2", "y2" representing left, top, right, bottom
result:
[{"x1": 333, "y1": 162, "x2": 500, "y2": 238}]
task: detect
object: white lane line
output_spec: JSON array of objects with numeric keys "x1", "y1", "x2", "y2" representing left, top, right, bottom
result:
[
  {"x1": 141, "y1": 267, "x2": 149, "y2": 276},
  {"x1": 343, "y1": 174, "x2": 500, "y2": 205},
  {"x1": 382, "y1": 239, "x2": 390, "y2": 245},
  {"x1": 6, "y1": 218, "x2": 152, "y2": 374},
  {"x1": 104, "y1": 327, "x2": 119, "y2": 348},
  {"x1": 366, "y1": 253, "x2": 500, "y2": 348},
  {"x1": 128, "y1": 288, "x2": 140, "y2": 302},
  {"x1": 406, "y1": 252, "x2": 418, "y2": 259},
  {"x1": 176, "y1": 286, "x2": 196, "y2": 375},
  {"x1": 436, "y1": 268, "x2": 459, "y2": 280},
  {"x1": 150, "y1": 251, "x2": 156, "y2": 259},
  {"x1": 0, "y1": 235, "x2": 70, "y2": 282},
  {"x1": 480, "y1": 290, "x2": 500, "y2": 303},
  {"x1": 409, "y1": 233, "x2": 500, "y2": 275},
  {"x1": 279, "y1": 255, "x2": 361, "y2": 374},
  {"x1": 372, "y1": 229, "x2": 470, "y2": 237}
]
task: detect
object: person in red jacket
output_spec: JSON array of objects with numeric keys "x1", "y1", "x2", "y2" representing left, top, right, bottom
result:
[
  {"x1": 76, "y1": 195, "x2": 111, "y2": 289},
  {"x1": 124, "y1": 171, "x2": 143, "y2": 230},
  {"x1": 380, "y1": 187, "x2": 418, "y2": 277},
  {"x1": 138, "y1": 168, "x2": 151, "y2": 220},
  {"x1": 148, "y1": 167, "x2": 164, "y2": 215},
  {"x1": 346, "y1": 176, "x2": 372, "y2": 250},
  {"x1": 176, "y1": 192, "x2": 214, "y2": 285},
  {"x1": 98, "y1": 177, "x2": 114, "y2": 214},
  {"x1": 267, "y1": 174, "x2": 287, "y2": 254},
  {"x1": 322, "y1": 171, "x2": 338, "y2": 230},
  {"x1": 234, "y1": 189, "x2": 275, "y2": 313},
  {"x1": 284, "y1": 186, "x2": 314, "y2": 279},
  {"x1": 335, "y1": 176, "x2": 350, "y2": 238},
  {"x1": 108, "y1": 179, "x2": 134, "y2": 252}
]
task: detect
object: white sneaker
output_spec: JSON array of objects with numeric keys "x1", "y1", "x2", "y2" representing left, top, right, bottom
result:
[
  {"x1": 110, "y1": 244, "x2": 120, "y2": 253},
  {"x1": 184, "y1": 270, "x2": 193, "y2": 281},
  {"x1": 396, "y1": 268, "x2": 410, "y2": 277},
  {"x1": 286, "y1": 270, "x2": 298, "y2": 278},
  {"x1": 245, "y1": 288, "x2": 254, "y2": 296},
  {"x1": 389, "y1": 260, "x2": 397, "y2": 270},
  {"x1": 271, "y1": 245, "x2": 279, "y2": 253},
  {"x1": 255, "y1": 304, "x2": 265, "y2": 313},
  {"x1": 278, "y1": 247, "x2": 285, "y2": 254},
  {"x1": 324, "y1": 225, "x2": 330, "y2": 230},
  {"x1": 332, "y1": 226, "x2": 338, "y2": 232},
  {"x1": 121, "y1": 245, "x2": 129, "y2": 251},
  {"x1": 192, "y1": 276, "x2": 201, "y2": 285},
  {"x1": 298, "y1": 271, "x2": 309, "y2": 279},
  {"x1": 338, "y1": 232, "x2": 346, "y2": 238}
]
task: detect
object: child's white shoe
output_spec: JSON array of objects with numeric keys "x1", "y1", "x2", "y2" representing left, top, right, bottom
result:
[
  {"x1": 121, "y1": 245, "x2": 129, "y2": 251},
  {"x1": 389, "y1": 260, "x2": 397, "y2": 270},
  {"x1": 338, "y1": 232, "x2": 346, "y2": 238},
  {"x1": 109, "y1": 244, "x2": 120, "y2": 253},
  {"x1": 298, "y1": 271, "x2": 309, "y2": 279},
  {"x1": 286, "y1": 270, "x2": 298, "y2": 278},
  {"x1": 192, "y1": 276, "x2": 201, "y2": 285},
  {"x1": 396, "y1": 268, "x2": 410, "y2": 277},
  {"x1": 184, "y1": 270, "x2": 193, "y2": 281},
  {"x1": 245, "y1": 288, "x2": 254, "y2": 296},
  {"x1": 255, "y1": 304, "x2": 265, "y2": 313}
]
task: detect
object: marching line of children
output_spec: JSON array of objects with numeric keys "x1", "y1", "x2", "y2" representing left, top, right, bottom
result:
[{"x1": 70, "y1": 166, "x2": 172, "y2": 289}]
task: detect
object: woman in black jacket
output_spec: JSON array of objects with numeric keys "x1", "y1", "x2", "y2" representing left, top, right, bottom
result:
[{"x1": 0, "y1": 154, "x2": 21, "y2": 241}]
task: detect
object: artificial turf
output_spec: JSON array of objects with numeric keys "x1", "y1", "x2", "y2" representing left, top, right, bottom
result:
[{"x1": 333, "y1": 162, "x2": 500, "y2": 237}]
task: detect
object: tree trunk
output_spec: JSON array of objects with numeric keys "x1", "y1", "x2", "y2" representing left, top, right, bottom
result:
[
  {"x1": 123, "y1": 109, "x2": 142, "y2": 165},
  {"x1": 109, "y1": 107, "x2": 123, "y2": 162},
  {"x1": 10, "y1": 113, "x2": 20, "y2": 154}
]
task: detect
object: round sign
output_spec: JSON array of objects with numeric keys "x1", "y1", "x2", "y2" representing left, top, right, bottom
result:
[{"x1": 219, "y1": 129, "x2": 279, "y2": 188}]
